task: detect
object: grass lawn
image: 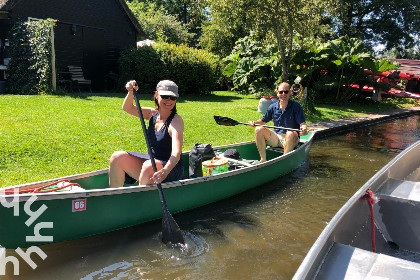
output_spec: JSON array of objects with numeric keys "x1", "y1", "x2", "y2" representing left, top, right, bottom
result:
[{"x1": 1, "y1": 91, "x2": 416, "y2": 187}]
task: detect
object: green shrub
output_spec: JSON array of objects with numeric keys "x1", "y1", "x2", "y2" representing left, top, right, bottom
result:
[
  {"x1": 6, "y1": 19, "x2": 55, "y2": 95},
  {"x1": 118, "y1": 45, "x2": 165, "y2": 93},
  {"x1": 223, "y1": 35, "x2": 281, "y2": 97},
  {"x1": 118, "y1": 42, "x2": 222, "y2": 95},
  {"x1": 291, "y1": 36, "x2": 398, "y2": 104}
]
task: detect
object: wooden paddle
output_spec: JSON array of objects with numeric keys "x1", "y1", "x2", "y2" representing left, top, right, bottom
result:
[
  {"x1": 214, "y1": 115, "x2": 301, "y2": 132},
  {"x1": 132, "y1": 88, "x2": 185, "y2": 246}
]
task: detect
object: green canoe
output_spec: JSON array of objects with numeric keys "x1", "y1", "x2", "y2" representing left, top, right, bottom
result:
[{"x1": 0, "y1": 132, "x2": 314, "y2": 249}]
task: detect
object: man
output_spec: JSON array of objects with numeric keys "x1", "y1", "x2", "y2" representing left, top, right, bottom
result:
[{"x1": 249, "y1": 82, "x2": 308, "y2": 162}]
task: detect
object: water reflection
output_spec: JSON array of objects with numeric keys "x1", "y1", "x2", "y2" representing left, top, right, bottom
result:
[{"x1": 3, "y1": 116, "x2": 420, "y2": 280}]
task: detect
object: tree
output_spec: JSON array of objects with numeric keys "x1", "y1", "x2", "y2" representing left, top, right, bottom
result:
[
  {"x1": 199, "y1": 0, "x2": 254, "y2": 57},
  {"x1": 336, "y1": 0, "x2": 420, "y2": 52},
  {"x1": 201, "y1": 0, "x2": 336, "y2": 82},
  {"x1": 382, "y1": 47, "x2": 420, "y2": 60},
  {"x1": 127, "y1": 0, "x2": 206, "y2": 46},
  {"x1": 250, "y1": 0, "x2": 336, "y2": 82},
  {"x1": 126, "y1": 0, "x2": 193, "y2": 44}
]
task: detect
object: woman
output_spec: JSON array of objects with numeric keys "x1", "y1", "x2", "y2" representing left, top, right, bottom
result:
[{"x1": 109, "y1": 80, "x2": 184, "y2": 188}]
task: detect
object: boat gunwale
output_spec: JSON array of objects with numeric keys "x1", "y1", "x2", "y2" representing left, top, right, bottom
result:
[
  {"x1": 292, "y1": 138, "x2": 420, "y2": 279},
  {"x1": 2, "y1": 133, "x2": 315, "y2": 202}
]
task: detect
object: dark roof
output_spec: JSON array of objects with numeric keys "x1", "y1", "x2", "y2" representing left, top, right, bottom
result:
[
  {"x1": 388, "y1": 59, "x2": 420, "y2": 77},
  {"x1": 117, "y1": 0, "x2": 144, "y2": 36},
  {"x1": 0, "y1": 0, "x2": 144, "y2": 36},
  {"x1": 0, "y1": 0, "x2": 21, "y2": 10}
]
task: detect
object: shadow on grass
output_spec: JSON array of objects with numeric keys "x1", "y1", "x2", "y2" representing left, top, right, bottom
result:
[
  {"x1": 53, "y1": 90, "x2": 246, "y2": 103},
  {"x1": 305, "y1": 97, "x2": 417, "y2": 123},
  {"x1": 54, "y1": 91, "x2": 126, "y2": 99},
  {"x1": 181, "y1": 93, "x2": 244, "y2": 103}
]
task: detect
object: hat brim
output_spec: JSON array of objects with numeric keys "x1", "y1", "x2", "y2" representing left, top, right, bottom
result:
[{"x1": 158, "y1": 90, "x2": 179, "y2": 97}]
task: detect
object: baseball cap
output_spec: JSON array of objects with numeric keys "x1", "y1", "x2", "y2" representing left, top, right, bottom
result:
[{"x1": 156, "y1": 80, "x2": 179, "y2": 97}]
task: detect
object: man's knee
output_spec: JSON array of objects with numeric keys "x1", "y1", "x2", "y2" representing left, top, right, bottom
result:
[
  {"x1": 255, "y1": 126, "x2": 270, "y2": 138},
  {"x1": 255, "y1": 126, "x2": 265, "y2": 133},
  {"x1": 286, "y1": 131, "x2": 298, "y2": 139}
]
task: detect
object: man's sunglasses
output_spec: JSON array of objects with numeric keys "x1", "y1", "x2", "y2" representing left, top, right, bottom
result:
[
  {"x1": 161, "y1": 96, "x2": 177, "y2": 101},
  {"x1": 277, "y1": 90, "x2": 289, "y2": 94}
]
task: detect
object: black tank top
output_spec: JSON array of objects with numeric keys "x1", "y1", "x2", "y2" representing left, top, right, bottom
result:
[{"x1": 147, "y1": 111, "x2": 176, "y2": 161}]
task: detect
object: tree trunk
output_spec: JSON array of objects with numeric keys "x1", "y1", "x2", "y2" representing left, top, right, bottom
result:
[
  {"x1": 272, "y1": 8, "x2": 294, "y2": 83},
  {"x1": 273, "y1": 23, "x2": 289, "y2": 82},
  {"x1": 372, "y1": 89, "x2": 382, "y2": 102}
]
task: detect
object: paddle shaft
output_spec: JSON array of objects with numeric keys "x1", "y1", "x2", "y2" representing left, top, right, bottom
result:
[
  {"x1": 239, "y1": 121, "x2": 301, "y2": 132},
  {"x1": 132, "y1": 88, "x2": 183, "y2": 245}
]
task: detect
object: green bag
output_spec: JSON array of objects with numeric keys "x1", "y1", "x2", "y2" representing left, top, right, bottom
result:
[{"x1": 202, "y1": 157, "x2": 229, "y2": 176}]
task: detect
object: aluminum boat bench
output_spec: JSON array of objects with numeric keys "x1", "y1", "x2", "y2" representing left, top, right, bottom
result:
[
  {"x1": 376, "y1": 178, "x2": 420, "y2": 202},
  {"x1": 316, "y1": 243, "x2": 420, "y2": 280}
]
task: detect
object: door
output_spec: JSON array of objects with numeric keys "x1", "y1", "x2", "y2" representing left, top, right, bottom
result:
[{"x1": 82, "y1": 27, "x2": 105, "y2": 91}]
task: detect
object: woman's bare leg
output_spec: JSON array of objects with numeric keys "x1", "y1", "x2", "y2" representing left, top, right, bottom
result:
[
  {"x1": 139, "y1": 160, "x2": 164, "y2": 185},
  {"x1": 109, "y1": 151, "x2": 146, "y2": 188}
]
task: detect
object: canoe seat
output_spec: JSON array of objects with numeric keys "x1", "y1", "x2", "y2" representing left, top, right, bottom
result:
[
  {"x1": 217, "y1": 155, "x2": 254, "y2": 167},
  {"x1": 214, "y1": 150, "x2": 256, "y2": 167},
  {"x1": 377, "y1": 178, "x2": 420, "y2": 202},
  {"x1": 62, "y1": 185, "x2": 86, "y2": 192},
  {"x1": 267, "y1": 141, "x2": 305, "y2": 154},
  {"x1": 266, "y1": 146, "x2": 284, "y2": 153},
  {"x1": 316, "y1": 243, "x2": 420, "y2": 280}
]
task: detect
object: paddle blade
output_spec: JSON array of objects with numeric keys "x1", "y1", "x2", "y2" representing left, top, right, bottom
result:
[
  {"x1": 161, "y1": 210, "x2": 185, "y2": 245},
  {"x1": 214, "y1": 115, "x2": 239, "y2": 126}
]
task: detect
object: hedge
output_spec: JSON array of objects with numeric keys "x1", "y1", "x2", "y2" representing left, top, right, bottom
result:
[
  {"x1": 6, "y1": 19, "x2": 55, "y2": 95},
  {"x1": 118, "y1": 42, "x2": 222, "y2": 95}
]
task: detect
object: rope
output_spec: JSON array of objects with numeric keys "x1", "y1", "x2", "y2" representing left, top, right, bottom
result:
[
  {"x1": 5, "y1": 179, "x2": 82, "y2": 194},
  {"x1": 33, "y1": 180, "x2": 81, "y2": 193},
  {"x1": 364, "y1": 190, "x2": 377, "y2": 253}
]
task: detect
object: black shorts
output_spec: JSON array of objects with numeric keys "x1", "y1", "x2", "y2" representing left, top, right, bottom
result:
[{"x1": 124, "y1": 161, "x2": 184, "y2": 185}]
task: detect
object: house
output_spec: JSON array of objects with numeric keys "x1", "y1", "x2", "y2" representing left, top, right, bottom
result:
[
  {"x1": 387, "y1": 59, "x2": 420, "y2": 77},
  {"x1": 388, "y1": 59, "x2": 420, "y2": 93},
  {"x1": 0, "y1": 0, "x2": 145, "y2": 92}
]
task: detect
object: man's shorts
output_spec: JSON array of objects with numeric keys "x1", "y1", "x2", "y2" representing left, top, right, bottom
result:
[{"x1": 266, "y1": 130, "x2": 299, "y2": 148}]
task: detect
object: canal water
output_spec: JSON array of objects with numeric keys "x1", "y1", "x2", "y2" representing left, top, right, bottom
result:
[{"x1": 3, "y1": 115, "x2": 420, "y2": 280}]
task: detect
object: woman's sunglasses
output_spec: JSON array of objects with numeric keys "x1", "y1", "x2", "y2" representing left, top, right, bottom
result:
[
  {"x1": 277, "y1": 90, "x2": 289, "y2": 95},
  {"x1": 161, "y1": 96, "x2": 177, "y2": 101}
]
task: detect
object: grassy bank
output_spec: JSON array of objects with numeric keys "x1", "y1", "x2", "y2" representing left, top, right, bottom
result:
[{"x1": 1, "y1": 91, "x2": 416, "y2": 187}]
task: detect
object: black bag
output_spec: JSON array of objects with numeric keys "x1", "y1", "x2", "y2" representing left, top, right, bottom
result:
[
  {"x1": 189, "y1": 143, "x2": 215, "y2": 178},
  {"x1": 222, "y1": 148, "x2": 241, "y2": 160}
]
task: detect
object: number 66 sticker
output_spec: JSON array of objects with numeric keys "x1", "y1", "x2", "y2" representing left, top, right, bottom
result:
[{"x1": 72, "y1": 199, "x2": 87, "y2": 212}]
